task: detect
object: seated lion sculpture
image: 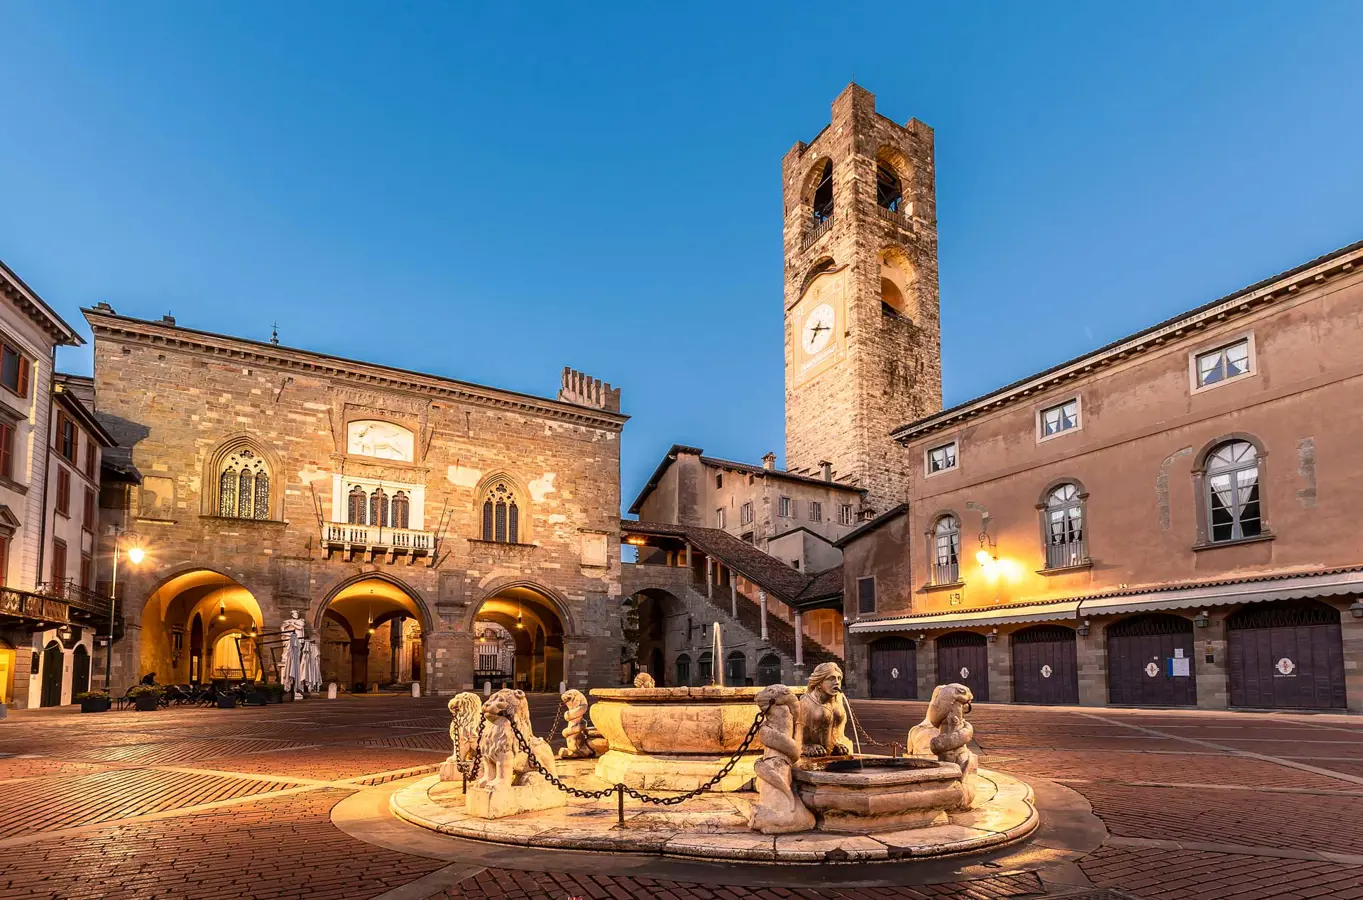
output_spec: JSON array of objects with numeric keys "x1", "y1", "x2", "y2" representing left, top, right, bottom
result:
[
  {"x1": 908, "y1": 683, "x2": 978, "y2": 808},
  {"x1": 438, "y1": 692, "x2": 483, "y2": 781},
  {"x1": 473, "y1": 688, "x2": 557, "y2": 791}
]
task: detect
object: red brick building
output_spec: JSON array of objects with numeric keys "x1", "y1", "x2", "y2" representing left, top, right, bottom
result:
[{"x1": 842, "y1": 240, "x2": 1363, "y2": 712}]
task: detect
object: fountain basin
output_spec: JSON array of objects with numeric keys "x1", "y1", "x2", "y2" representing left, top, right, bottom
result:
[
  {"x1": 589, "y1": 686, "x2": 784, "y2": 791},
  {"x1": 793, "y1": 756, "x2": 967, "y2": 833}
]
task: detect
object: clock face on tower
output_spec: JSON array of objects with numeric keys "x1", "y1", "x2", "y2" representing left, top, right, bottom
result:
[{"x1": 802, "y1": 303, "x2": 835, "y2": 354}]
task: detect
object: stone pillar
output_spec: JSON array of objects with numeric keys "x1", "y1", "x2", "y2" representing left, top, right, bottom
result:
[
  {"x1": 1340, "y1": 600, "x2": 1363, "y2": 714},
  {"x1": 684, "y1": 542, "x2": 692, "y2": 569},
  {"x1": 705, "y1": 558, "x2": 713, "y2": 599},
  {"x1": 562, "y1": 635, "x2": 592, "y2": 691},
  {"x1": 1075, "y1": 623, "x2": 1106, "y2": 707},
  {"x1": 917, "y1": 634, "x2": 936, "y2": 700},
  {"x1": 1196, "y1": 610, "x2": 1230, "y2": 710},
  {"x1": 389, "y1": 614, "x2": 404, "y2": 683},
  {"x1": 426, "y1": 628, "x2": 469, "y2": 696},
  {"x1": 759, "y1": 590, "x2": 768, "y2": 641},
  {"x1": 730, "y1": 578, "x2": 738, "y2": 618},
  {"x1": 349, "y1": 637, "x2": 370, "y2": 692},
  {"x1": 793, "y1": 611, "x2": 804, "y2": 668},
  {"x1": 987, "y1": 630, "x2": 1011, "y2": 703}
]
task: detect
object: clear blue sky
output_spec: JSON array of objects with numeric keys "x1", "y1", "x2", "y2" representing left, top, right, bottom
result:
[{"x1": 3, "y1": 3, "x2": 1361, "y2": 509}]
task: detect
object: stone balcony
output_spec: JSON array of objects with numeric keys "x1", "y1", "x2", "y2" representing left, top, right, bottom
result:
[{"x1": 323, "y1": 522, "x2": 434, "y2": 563}]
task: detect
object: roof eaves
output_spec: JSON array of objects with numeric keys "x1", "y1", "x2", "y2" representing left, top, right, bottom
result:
[
  {"x1": 0, "y1": 259, "x2": 84, "y2": 346},
  {"x1": 832, "y1": 503, "x2": 909, "y2": 548}
]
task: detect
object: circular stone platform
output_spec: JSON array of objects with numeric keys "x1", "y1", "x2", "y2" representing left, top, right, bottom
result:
[{"x1": 390, "y1": 759, "x2": 1038, "y2": 863}]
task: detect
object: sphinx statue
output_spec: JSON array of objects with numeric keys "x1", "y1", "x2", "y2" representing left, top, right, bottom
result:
[
  {"x1": 908, "y1": 683, "x2": 979, "y2": 808},
  {"x1": 748, "y1": 684, "x2": 815, "y2": 834},
  {"x1": 800, "y1": 662, "x2": 853, "y2": 757}
]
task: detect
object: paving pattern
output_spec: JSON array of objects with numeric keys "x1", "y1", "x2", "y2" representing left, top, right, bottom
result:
[{"x1": 0, "y1": 696, "x2": 1358, "y2": 900}]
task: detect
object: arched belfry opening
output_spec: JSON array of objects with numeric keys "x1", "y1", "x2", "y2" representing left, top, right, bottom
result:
[
  {"x1": 876, "y1": 162, "x2": 903, "y2": 212},
  {"x1": 317, "y1": 575, "x2": 427, "y2": 692},
  {"x1": 811, "y1": 159, "x2": 834, "y2": 222},
  {"x1": 878, "y1": 248, "x2": 916, "y2": 320},
  {"x1": 471, "y1": 585, "x2": 567, "y2": 692}
]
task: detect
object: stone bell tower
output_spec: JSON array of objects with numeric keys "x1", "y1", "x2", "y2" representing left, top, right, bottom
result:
[{"x1": 782, "y1": 83, "x2": 942, "y2": 515}]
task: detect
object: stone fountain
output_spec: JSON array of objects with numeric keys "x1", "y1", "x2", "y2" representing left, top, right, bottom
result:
[{"x1": 392, "y1": 665, "x2": 1037, "y2": 863}]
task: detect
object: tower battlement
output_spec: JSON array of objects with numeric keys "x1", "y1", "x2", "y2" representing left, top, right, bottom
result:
[{"x1": 558, "y1": 366, "x2": 621, "y2": 413}]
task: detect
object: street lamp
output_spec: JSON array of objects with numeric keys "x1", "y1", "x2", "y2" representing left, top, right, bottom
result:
[{"x1": 106, "y1": 526, "x2": 146, "y2": 693}]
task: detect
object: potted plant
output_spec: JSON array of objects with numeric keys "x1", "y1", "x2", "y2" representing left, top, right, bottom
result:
[
  {"x1": 216, "y1": 690, "x2": 237, "y2": 709},
  {"x1": 246, "y1": 683, "x2": 270, "y2": 707},
  {"x1": 266, "y1": 683, "x2": 285, "y2": 704},
  {"x1": 127, "y1": 684, "x2": 162, "y2": 712},
  {"x1": 76, "y1": 690, "x2": 110, "y2": 713}
]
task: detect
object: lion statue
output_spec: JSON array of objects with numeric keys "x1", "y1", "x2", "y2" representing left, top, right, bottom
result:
[
  {"x1": 438, "y1": 691, "x2": 484, "y2": 781},
  {"x1": 799, "y1": 662, "x2": 853, "y2": 757},
  {"x1": 473, "y1": 688, "x2": 557, "y2": 791},
  {"x1": 632, "y1": 671, "x2": 656, "y2": 689},
  {"x1": 908, "y1": 683, "x2": 978, "y2": 808}
]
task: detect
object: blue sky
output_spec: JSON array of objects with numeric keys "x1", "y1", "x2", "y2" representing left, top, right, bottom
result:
[{"x1": 2, "y1": 3, "x2": 1361, "y2": 508}]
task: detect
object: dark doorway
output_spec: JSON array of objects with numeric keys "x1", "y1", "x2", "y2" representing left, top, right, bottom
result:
[
  {"x1": 675, "y1": 653, "x2": 691, "y2": 687},
  {"x1": 40, "y1": 641, "x2": 63, "y2": 707},
  {"x1": 725, "y1": 651, "x2": 747, "y2": 687},
  {"x1": 189, "y1": 614, "x2": 204, "y2": 683},
  {"x1": 757, "y1": 654, "x2": 782, "y2": 686},
  {"x1": 71, "y1": 644, "x2": 91, "y2": 697},
  {"x1": 936, "y1": 631, "x2": 989, "y2": 701},
  {"x1": 1011, "y1": 625, "x2": 1078, "y2": 705},
  {"x1": 1107, "y1": 614, "x2": 1196, "y2": 707},
  {"x1": 1228, "y1": 601, "x2": 1346, "y2": 709},
  {"x1": 868, "y1": 637, "x2": 916, "y2": 699},
  {"x1": 649, "y1": 647, "x2": 664, "y2": 684}
]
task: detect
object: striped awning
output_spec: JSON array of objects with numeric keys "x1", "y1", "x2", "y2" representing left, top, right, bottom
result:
[{"x1": 849, "y1": 600, "x2": 1081, "y2": 634}]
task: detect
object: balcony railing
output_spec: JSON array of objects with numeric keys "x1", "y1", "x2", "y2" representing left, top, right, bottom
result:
[
  {"x1": 325, "y1": 522, "x2": 433, "y2": 553},
  {"x1": 875, "y1": 204, "x2": 909, "y2": 227},
  {"x1": 801, "y1": 214, "x2": 834, "y2": 250},
  {"x1": 1046, "y1": 540, "x2": 1088, "y2": 571},
  {"x1": 39, "y1": 580, "x2": 117, "y2": 619}
]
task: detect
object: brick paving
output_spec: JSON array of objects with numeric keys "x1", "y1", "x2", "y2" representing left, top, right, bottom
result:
[{"x1": 0, "y1": 697, "x2": 1359, "y2": 900}]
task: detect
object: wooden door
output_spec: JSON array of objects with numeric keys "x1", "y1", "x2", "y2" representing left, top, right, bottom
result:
[
  {"x1": 1011, "y1": 625, "x2": 1078, "y2": 705},
  {"x1": 1107, "y1": 614, "x2": 1196, "y2": 707},
  {"x1": 71, "y1": 645, "x2": 91, "y2": 697},
  {"x1": 1228, "y1": 601, "x2": 1346, "y2": 709},
  {"x1": 935, "y1": 631, "x2": 990, "y2": 701},
  {"x1": 40, "y1": 641, "x2": 63, "y2": 707},
  {"x1": 868, "y1": 637, "x2": 916, "y2": 699}
]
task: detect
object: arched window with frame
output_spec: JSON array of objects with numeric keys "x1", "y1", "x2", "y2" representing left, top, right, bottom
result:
[
  {"x1": 348, "y1": 486, "x2": 368, "y2": 525},
  {"x1": 1043, "y1": 484, "x2": 1086, "y2": 569},
  {"x1": 391, "y1": 491, "x2": 410, "y2": 530},
  {"x1": 1205, "y1": 440, "x2": 1261, "y2": 542},
  {"x1": 932, "y1": 515, "x2": 960, "y2": 585},
  {"x1": 217, "y1": 447, "x2": 271, "y2": 520},
  {"x1": 481, "y1": 481, "x2": 520, "y2": 544},
  {"x1": 370, "y1": 488, "x2": 389, "y2": 528}
]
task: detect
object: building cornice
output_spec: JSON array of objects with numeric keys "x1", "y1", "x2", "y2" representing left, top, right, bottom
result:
[
  {"x1": 83, "y1": 310, "x2": 629, "y2": 432},
  {"x1": 0, "y1": 260, "x2": 84, "y2": 347},
  {"x1": 892, "y1": 239, "x2": 1363, "y2": 443}
]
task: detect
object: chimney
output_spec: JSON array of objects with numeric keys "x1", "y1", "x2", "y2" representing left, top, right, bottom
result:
[
  {"x1": 819, "y1": 460, "x2": 833, "y2": 482},
  {"x1": 161, "y1": 313, "x2": 176, "y2": 325},
  {"x1": 762, "y1": 452, "x2": 776, "y2": 472}
]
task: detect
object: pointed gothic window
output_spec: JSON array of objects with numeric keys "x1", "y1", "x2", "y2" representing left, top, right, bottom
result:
[
  {"x1": 481, "y1": 481, "x2": 520, "y2": 543},
  {"x1": 217, "y1": 447, "x2": 271, "y2": 520}
]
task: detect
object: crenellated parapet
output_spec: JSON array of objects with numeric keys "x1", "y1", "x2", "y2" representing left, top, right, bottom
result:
[{"x1": 558, "y1": 367, "x2": 621, "y2": 413}]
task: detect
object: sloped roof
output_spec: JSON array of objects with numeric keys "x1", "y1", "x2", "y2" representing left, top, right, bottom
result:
[{"x1": 628, "y1": 444, "x2": 863, "y2": 515}]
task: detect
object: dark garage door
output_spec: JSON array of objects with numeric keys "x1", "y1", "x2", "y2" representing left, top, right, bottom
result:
[
  {"x1": 1011, "y1": 625, "x2": 1078, "y2": 705},
  {"x1": 1107, "y1": 614, "x2": 1196, "y2": 707},
  {"x1": 868, "y1": 637, "x2": 916, "y2": 699},
  {"x1": 936, "y1": 631, "x2": 989, "y2": 701},
  {"x1": 1228, "y1": 601, "x2": 1346, "y2": 710}
]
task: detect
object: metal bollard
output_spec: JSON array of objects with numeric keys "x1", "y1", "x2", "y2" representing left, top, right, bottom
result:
[
  {"x1": 892, "y1": 741, "x2": 900, "y2": 758},
  {"x1": 616, "y1": 784, "x2": 624, "y2": 826}
]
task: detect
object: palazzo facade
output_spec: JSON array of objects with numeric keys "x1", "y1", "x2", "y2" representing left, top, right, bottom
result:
[{"x1": 86, "y1": 306, "x2": 626, "y2": 696}]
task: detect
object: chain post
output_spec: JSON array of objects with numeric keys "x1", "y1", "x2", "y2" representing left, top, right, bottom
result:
[{"x1": 616, "y1": 784, "x2": 624, "y2": 826}]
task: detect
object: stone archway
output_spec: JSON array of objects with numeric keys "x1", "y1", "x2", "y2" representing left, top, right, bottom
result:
[
  {"x1": 139, "y1": 569, "x2": 264, "y2": 685},
  {"x1": 316, "y1": 573, "x2": 429, "y2": 693},
  {"x1": 628, "y1": 588, "x2": 687, "y2": 687},
  {"x1": 469, "y1": 582, "x2": 571, "y2": 692}
]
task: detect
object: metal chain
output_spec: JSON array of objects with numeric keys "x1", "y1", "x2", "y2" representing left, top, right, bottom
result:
[
  {"x1": 504, "y1": 710, "x2": 766, "y2": 805},
  {"x1": 456, "y1": 714, "x2": 486, "y2": 779}
]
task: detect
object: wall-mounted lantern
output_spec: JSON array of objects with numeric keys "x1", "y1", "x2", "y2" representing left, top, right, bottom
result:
[{"x1": 1193, "y1": 610, "x2": 1211, "y2": 628}]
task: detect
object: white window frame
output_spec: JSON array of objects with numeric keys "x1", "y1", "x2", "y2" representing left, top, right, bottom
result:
[
  {"x1": 809, "y1": 500, "x2": 822, "y2": 521},
  {"x1": 716, "y1": 507, "x2": 727, "y2": 529},
  {"x1": 838, "y1": 504, "x2": 854, "y2": 526},
  {"x1": 740, "y1": 501, "x2": 754, "y2": 526},
  {"x1": 925, "y1": 441, "x2": 959, "y2": 477},
  {"x1": 1189, "y1": 333, "x2": 1257, "y2": 395},
  {"x1": 1036, "y1": 397, "x2": 1082, "y2": 444},
  {"x1": 778, "y1": 496, "x2": 792, "y2": 518}
]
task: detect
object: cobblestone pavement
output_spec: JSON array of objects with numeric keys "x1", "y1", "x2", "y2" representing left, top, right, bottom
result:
[{"x1": 0, "y1": 697, "x2": 1359, "y2": 899}]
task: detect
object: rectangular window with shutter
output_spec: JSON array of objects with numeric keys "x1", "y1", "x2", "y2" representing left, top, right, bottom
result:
[
  {"x1": 0, "y1": 535, "x2": 8, "y2": 587},
  {"x1": 809, "y1": 501, "x2": 822, "y2": 521},
  {"x1": 51, "y1": 538, "x2": 67, "y2": 585},
  {"x1": 0, "y1": 341, "x2": 30, "y2": 399},
  {"x1": 84, "y1": 440, "x2": 96, "y2": 479},
  {"x1": 56, "y1": 468, "x2": 70, "y2": 516},
  {"x1": 80, "y1": 554, "x2": 92, "y2": 590},
  {"x1": 778, "y1": 496, "x2": 792, "y2": 518},
  {"x1": 55, "y1": 411, "x2": 77, "y2": 462},
  {"x1": 857, "y1": 576, "x2": 876, "y2": 614},
  {"x1": 0, "y1": 422, "x2": 12, "y2": 481},
  {"x1": 83, "y1": 488, "x2": 96, "y2": 532}
]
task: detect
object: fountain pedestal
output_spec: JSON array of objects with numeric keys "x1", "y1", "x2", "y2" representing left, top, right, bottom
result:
[{"x1": 588, "y1": 686, "x2": 773, "y2": 791}]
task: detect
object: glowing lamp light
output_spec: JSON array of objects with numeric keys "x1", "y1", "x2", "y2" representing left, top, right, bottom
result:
[
  {"x1": 126, "y1": 546, "x2": 146, "y2": 565},
  {"x1": 975, "y1": 549, "x2": 994, "y2": 567},
  {"x1": 216, "y1": 603, "x2": 227, "y2": 622},
  {"x1": 625, "y1": 536, "x2": 647, "y2": 546}
]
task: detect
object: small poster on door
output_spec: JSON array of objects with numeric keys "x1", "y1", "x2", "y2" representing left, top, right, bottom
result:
[{"x1": 1168, "y1": 657, "x2": 1191, "y2": 677}]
